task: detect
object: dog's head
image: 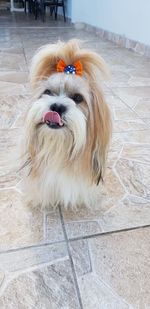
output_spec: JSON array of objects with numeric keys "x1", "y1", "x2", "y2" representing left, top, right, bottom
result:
[{"x1": 24, "y1": 40, "x2": 111, "y2": 184}]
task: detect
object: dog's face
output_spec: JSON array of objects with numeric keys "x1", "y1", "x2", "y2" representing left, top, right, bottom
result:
[
  {"x1": 24, "y1": 40, "x2": 111, "y2": 185},
  {"x1": 27, "y1": 73, "x2": 90, "y2": 159}
]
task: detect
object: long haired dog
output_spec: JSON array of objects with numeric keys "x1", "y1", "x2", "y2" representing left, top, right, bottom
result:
[{"x1": 22, "y1": 40, "x2": 111, "y2": 209}]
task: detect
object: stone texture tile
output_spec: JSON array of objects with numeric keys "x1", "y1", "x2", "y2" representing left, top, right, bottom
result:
[
  {"x1": 121, "y1": 143, "x2": 150, "y2": 164},
  {"x1": 0, "y1": 260, "x2": 80, "y2": 309},
  {"x1": 114, "y1": 106, "x2": 139, "y2": 121},
  {"x1": 128, "y1": 76, "x2": 150, "y2": 87},
  {"x1": 113, "y1": 119, "x2": 149, "y2": 133},
  {"x1": 69, "y1": 240, "x2": 129, "y2": 308},
  {"x1": 0, "y1": 190, "x2": 44, "y2": 251},
  {"x1": 142, "y1": 118, "x2": 150, "y2": 128},
  {"x1": 112, "y1": 87, "x2": 150, "y2": 118},
  {"x1": 115, "y1": 159, "x2": 150, "y2": 199},
  {"x1": 0, "y1": 272, "x2": 5, "y2": 287},
  {"x1": 65, "y1": 220, "x2": 102, "y2": 239},
  {"x1": 0, "y1": 71, "x2": 28, "y2": 84},
  {"x1": 105, "y1": 70, "x2": 131, "y2": 88},
  {"x1": 70, "y1": 228, "x2": 150, "y2": 308},
  {"x1": 134, "y1": 98, "x2": 150, "y2": 118},
  {"x1": 0, "y1": 40, "x2": 22, "y2": 49},
  {"x1": 0, "y1": 46, "x2": 24, "y2": 54},
  {"x1": 0, "y1": 243, "x2": 68, "y2": 273},
  {"x1": 0, "y1": 53, "x2": 27, "y2": 71},
  {"x1": 0, "y1": 128, "x2": 23, "y2": 188},
  {"x1": 99, "y1": 195, "x2": 150, "y2": 232},
  {"x1": 77, "y1": 273, "x2": 130, "y2": 309},
  {"x1": 0, "y1": 128, "x2": 21, "y2": 164},
  {"x1": 115, "y1": 130, "x2": 150, "y2": 144},
  {"x1": 0, "y1": 95, "x2": 29, "y2": 129},
  {"x1": 45, "y1": 209, "x2": 65, "y2": 242},
  {"x1": 104, "y1": 60, "x2": 150, "y2": 87},
  {"x1": 0, "y1": 81, "x2": 27, "y2": 96},
  {"x1": 105, "y1": 94, "x2": 149, "y2": 132},
  {"x1": 69, "y1": 240, "x2": 92, "y2": 277},
  {"x1": 0, "y1": 189, "x2": 64, "y2": 251}
]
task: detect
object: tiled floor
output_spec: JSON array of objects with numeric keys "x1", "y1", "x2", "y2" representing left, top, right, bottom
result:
[{"x1": 0, "y1": 11, "x2": 150, "y2": 309}]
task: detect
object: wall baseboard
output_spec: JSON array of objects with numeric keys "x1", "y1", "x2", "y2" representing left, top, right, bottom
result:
[{"x1": 74, "y1": 22, "x2": 150, "y2": 58}]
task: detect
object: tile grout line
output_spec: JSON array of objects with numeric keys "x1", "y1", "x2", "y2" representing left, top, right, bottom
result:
[
  {"x1": 59, "y1": 205, "x2": 84, "y2": 309},
  {"x1": 17, "y1": 28, "x2": 29, "y2": 72},
  {"x1": 69, "y1": 223, "x2": 150, "y2": 242},
  {"x1": 110, "y1": 88, "x2": 150, "y2": 129},
  {"x1": 1, "y1": 222, "x2": 150, "y2": 256},
  {"x1": 0, "y1": 240, "x2": 66, "y2": 255}
]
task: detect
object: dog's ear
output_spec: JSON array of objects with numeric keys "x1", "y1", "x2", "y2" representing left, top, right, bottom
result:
[
  {"x1": 77, "y1": 47, "x2": 111, "y2": 184},
  {"x1": 90, "y1": 86, "x2": 112, "y2": 185}
]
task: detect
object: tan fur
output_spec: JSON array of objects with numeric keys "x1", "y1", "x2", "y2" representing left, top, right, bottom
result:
[
  {"x1": 30, "y1": 39, "x2": 109, "y2": 86},
  {"x1": 22, "y1": 39, "x2": 112, "y2": 208}
]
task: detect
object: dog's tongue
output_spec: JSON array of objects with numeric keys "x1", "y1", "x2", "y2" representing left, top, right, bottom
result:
[{"x1": 43, "y1": 111, "x2": 63, "y2": 126}]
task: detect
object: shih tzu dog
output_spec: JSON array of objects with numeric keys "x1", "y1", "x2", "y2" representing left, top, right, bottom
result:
[{"x1": 22, "y1": 39, "x2": 111, "y2": 209}]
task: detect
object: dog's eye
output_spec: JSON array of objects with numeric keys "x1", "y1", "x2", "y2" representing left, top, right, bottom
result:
[
  {"x1": 72, "y1": 93, "x2": 83, "y2": 104},
  {"x1": 43, "y1": 89, "x2": 52, "y2": 96}
]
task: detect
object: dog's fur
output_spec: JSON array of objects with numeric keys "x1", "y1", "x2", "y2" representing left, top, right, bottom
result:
[{"x1": 21, "y1": 40, "x2": 111, "y2": 209}]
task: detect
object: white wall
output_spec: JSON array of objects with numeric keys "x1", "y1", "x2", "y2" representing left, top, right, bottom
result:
[{"x1": 71, "y1": 0, "x2": 150, "y2": 46}]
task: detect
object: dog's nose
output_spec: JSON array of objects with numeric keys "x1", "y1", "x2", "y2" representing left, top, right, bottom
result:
[{"x1": 50, "y1": 103, "x2": 67, "y2": 116}]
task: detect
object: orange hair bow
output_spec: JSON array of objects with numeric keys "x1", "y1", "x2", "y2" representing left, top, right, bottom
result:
[{"x1": 56, "y1": 59, "x2": 83, "y2": 76}]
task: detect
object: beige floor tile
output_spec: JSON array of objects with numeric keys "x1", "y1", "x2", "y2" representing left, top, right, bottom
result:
[
  {"x1": 121, "y1": 143, "x2": 150, "y2": 164},
  {"x1": 0, "y1": 272, "x2": 5, "y2": 287},
  {"x1": 0, "y1": 128, "x2": 22, "y2": 164},
  {"x1": 0, "y1": 71, "x2": 28, "y2": 84},
  {"x1": 0, "y1": 190, "x2": 44, "y2": 251},
  {"x1": 0, "y1": 259, "x2": 80, "y2": 309},
  {"x1": 0, "y1": 46, "x2": 24, "y2": 54},
  {"x1": 99, "y1": 195, "x2": 150, "y2": 231},
  {"x1": 117, "y1": 129, "x2": 150, "y2": 143},
  {"x1": 113, "y1": 119, "x2": 149, "y2": 132},
  {"x1": 134, "y1": 98, "x2": 150, "y2": 118},
  {"x1": 0, "y1": 81, "x2": 27, "y2": 96},
  {"x1": 0, "y1": 189, "x2": 65, "y2": 250},
  {"x1": 128, "y1": 76, "x2": 150, "y2": 87},
  {"x1": 141, "y1": 118, "x2": 150, "y2": 128},
  {"x1": 45, "y1": 209, "x2": 65, "y2": 242},
  {"x1": 112, "y1": 87, "x2": 150, "y2": 112},
  {"x1": 116, "y1": 159, "x2": 150, "y2": 199},
  {"x1": 0, "y1": 95, "x2": 29, "y2": 129},
  {"x1": 77, "y1": 272, "x2": 130, "y2": 309},
  {"x1": 0, "y1": 243, "x2": 68, "y2": 273},
  {"x1": 70, "y1": 228, "x2": 150, "y2": 308},
  {"x1": 0, "y1": 53, "x2": 27, "y2": 71},
  {"x1": 114, "y1": 106, "x2": 139, "y2": 121}
]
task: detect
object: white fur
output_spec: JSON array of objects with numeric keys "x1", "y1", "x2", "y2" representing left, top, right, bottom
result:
[{"x1": 23, "y1": 167, "x2": 100, "y2": 209}]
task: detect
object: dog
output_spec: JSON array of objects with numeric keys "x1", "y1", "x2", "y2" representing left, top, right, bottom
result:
[{"x1": 21, "y1": 39, "x2": 111, "y2": 209}]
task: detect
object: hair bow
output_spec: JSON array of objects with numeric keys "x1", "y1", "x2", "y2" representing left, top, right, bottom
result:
[{"x1": 56, "y1": 59, "x2": 83, "y2": 76}]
